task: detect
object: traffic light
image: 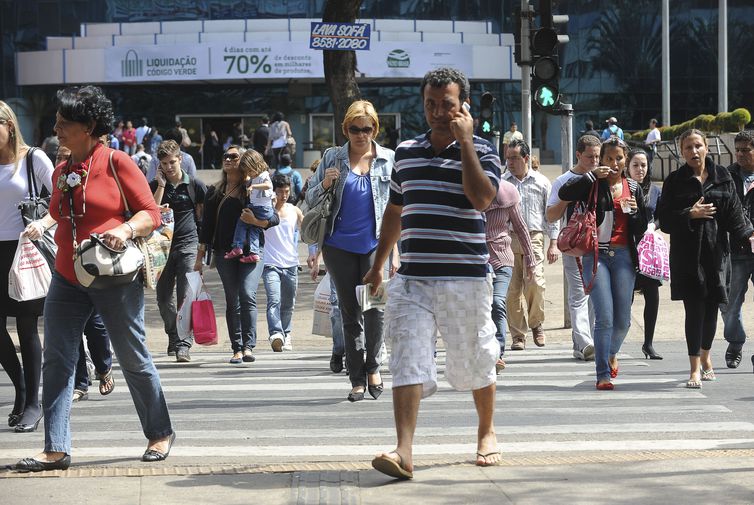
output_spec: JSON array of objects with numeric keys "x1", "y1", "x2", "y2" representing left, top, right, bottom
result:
[
  {"x1": 530, "y1": 0, "x2": 569, "y2": 114},
  {"x1": 478, "y1": 92, "x2": 495, "y2": 140}
]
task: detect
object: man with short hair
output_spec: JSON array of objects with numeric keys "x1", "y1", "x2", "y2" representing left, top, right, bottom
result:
[
  {"x1": 135, "y1": 117, "x2": 152, "y2": 152},
  {"x1": 274, "y1": 153, "x2": 303, "y2": 202},
  {"x1": 149, "y1": 140, "x2": 207, "y2": 362},
  {"x1": 502, "y1": 121, "x2": 523, "y2": 159},
  {"x1": 131, "y1": 143, "x2": 152, "y2": 176},
  {"x1": 721, "y1": 130, "x2": 754, "y2": 369},
  {"x1": 546, "y1": 134, "x2": 601, "y2": 360},
  {"x1": 601, "y1": 117, "x2": 624, "y2": 140},
  {"x1": 502, "y1": 139, "x2": 559, "y2": 350},
  {"x1": 645, "y1": 118, "x2": 662, "y2": 167},
  {"x1": 583, "y1": 120, "x2": 600, "y2": 139},
  {"x1": 364, "y1": 67, "x2": 502, "y2": 480},
  {"x1": 146, "y1": 128, "x2": 197, "y2": 181}
]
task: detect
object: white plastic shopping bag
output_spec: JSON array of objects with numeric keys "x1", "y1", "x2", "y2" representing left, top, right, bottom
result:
[
  {"x1": 8, "y1": 233, "x2": 51, "y2": 301},
  {"x1": 312, "y1": 273, "x2": 332, "y2": 337},
  {"x1": 176, "y1": 271, "x2": 204, "y2": 340}
]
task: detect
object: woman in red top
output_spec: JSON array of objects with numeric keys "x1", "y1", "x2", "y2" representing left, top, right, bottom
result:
[
  {"x1": 14, "y1": 86, "x2": 174, "y2": 473},
  {"x1": 122, "y1": 120, "x2": 136, "y2": 156},
  {"x1": 559, "y1": 138, "x2": 648, "y2": 390}
]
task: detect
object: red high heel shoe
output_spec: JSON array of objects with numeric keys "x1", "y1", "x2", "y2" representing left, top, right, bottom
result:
[{"x1": 596, "y1": 381, "x2": 614, "y2": 391}]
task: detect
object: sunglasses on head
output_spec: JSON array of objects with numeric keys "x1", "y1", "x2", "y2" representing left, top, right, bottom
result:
[
  {"x1": 223, "y1": 153, "x2": 240, "y2": 161},
  {"x1": 347, "y1": 125, "x2": 374, "y2": 135},
  {"x1": 604, "y1": 137, "x2": 627, "y2": 148}
]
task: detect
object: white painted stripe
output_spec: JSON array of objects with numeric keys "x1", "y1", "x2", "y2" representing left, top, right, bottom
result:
[
  {"x1": 3, "y1": 439, "x2": 754, "y2": 459},
  {"x1": 42, "y1": 403, "x2": 730, "y2": 420},
  {"x1": 36, "y1": 422, "x2": 750, "y2": 442}
]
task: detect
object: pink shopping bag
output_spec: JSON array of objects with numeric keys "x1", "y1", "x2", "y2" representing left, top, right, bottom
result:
[
  {"x1": 192, "y1": 281, "x2": 218, "y2": 345},
  {"x1": 637, "y1": 223, "x2": 670, "y2": 282}
]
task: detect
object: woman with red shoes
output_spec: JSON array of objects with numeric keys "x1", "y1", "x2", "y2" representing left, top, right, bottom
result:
[{"x1": 559, "y1": 138, "x2": 648, "y2": 390}]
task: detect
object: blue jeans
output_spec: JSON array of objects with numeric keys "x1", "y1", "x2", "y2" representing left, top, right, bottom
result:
[
  {"x1": 215, "y1": 251, "x2": 265, "y2": 353},
  {"x1": 330, "y1": 276, "x2": 345, "y2": 355},
  {"x1": 232, "y1": 205, "x2": 274, "y2": 254},
  {"x1": 491, "y1": 266, "x2": 513, "y2": 355},
  {"x1": 721, "y1": 254, "x2": 754, "y2": 348},
  {"x1": 74, "y1": 312, "x2": 112, "y2": 391},
  {"x1": 43, "y1": 273, "x2": 172, "y2": 454},
  {"x1": 156, "y1": 245, "x2": 197, "y2": 350},
  {"x1": 263, "y1": 265, "x2": 298, "y2": 336},
  {"x1": 581, "y1": 247, "x2": 636, "y2": 381}
]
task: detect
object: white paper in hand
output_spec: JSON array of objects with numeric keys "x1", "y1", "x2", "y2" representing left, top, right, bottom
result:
[{"x1": 356, "y1": 282, "x2": 388, "y2": 311}]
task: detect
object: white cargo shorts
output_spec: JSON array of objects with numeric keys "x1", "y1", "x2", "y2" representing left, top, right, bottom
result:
[{"x1": 385, "y1": 275, "x2": 499, "y2": 398}]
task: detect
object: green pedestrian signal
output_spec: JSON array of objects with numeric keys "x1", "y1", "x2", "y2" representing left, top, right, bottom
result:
[
  {"x1": 482, "y1": 120, "x2": 492, "y2": 134},
  {"x1": 536, "y1": 86, "x2": 556, "y2": 108}
]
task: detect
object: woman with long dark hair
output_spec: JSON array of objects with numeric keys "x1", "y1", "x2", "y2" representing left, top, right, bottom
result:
[
  {"x1": 559, "y1": 138, "x2": 648, "y2": 390},
  {"x1": 196, "y1": 146, "x2": 279, "y2": 364},
  {"x1": 626, "y1": 148, "x2": 663, "y2": 360},
  {"x1": 657, "y1": 129, "x2": 754, "y2": 388}
]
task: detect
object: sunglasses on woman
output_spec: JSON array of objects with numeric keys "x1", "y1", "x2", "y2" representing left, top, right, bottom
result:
[
  {"x1": 348, "y1": 125, "x2": 374, "y2": 135},
  {"x1": 223, "y1": 153, "x2": 240, "y2": 161}
]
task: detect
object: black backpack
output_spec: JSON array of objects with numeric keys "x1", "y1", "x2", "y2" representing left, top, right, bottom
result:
[
  {"x1": 141, "y1": 127, "x2": 153, "y2": 153},
  {"x1": 136, "y1": 155, "x2": 149, "y2": 175}
]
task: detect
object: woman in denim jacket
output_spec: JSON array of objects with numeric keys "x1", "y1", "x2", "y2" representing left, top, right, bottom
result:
[{"x1": 306, "y1": 100, "x2": 398, "y2": 402}]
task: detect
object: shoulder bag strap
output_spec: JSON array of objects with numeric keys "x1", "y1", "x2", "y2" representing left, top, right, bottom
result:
[
  {"x1": 25, "y1": 147, "x2": 39, "y2": 199},
  {"x1": 108, "y1": 150, "x2": 132, "y2": 218},
  {"x1": 576, "y1": 179, "x2": 600, "y2": 294}
]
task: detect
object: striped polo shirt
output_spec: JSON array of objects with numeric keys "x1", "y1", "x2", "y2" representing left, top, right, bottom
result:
[{"x1": 390, "y1": 132, "x2": 501, "y2": 278}]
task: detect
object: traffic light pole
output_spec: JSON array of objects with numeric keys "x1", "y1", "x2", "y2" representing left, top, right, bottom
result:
[
  {"x1": 559, "y1": 102, "x2": 574, "y2": 328},
  {"x1": 520, "y1": 1, "x2": 533, "y2": 149}
]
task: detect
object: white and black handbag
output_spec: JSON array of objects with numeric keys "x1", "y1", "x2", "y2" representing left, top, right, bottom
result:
[{"x1": 73, "y1": 233, "x2": 143, "y2": 289}]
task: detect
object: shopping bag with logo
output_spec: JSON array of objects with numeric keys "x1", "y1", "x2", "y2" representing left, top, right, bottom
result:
[
  {"x1": 637, "y1": 223, "x2": 670, "y2": 281},
  {"x1": 177, "y1": 271, "x2": 204, "y2": 341},
  {"x1": 109, "y1": 152, "x2": 172, "y2": 289},
  {"x1": 312, "y1": 273, "x2": 332, "y2": 337},
  {"x1": 192, "y1": 279, "x2": 218, "y2": 345},
  {"x1": 8, "y1": 233, "x2": 52, "y2": 301}
]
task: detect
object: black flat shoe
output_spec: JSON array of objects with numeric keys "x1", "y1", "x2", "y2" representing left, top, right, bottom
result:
[
  {"x1": 7, "y1": 412, "x2": 22, "y2": 428},
  {"x1": 347, "y1": 389, "x2": 365, "y2": 402},
  {"x1": 330, "y1": 353, "x2": 344, "y2": 374},
  {"x1": 368, "y1": 382, "x2": 384, "y2": 400},
  {"x1": 642, "y1": 344, "x2": 663, "y2": 360},
  {"x1": 726, "y1": 345, "x2": 743, "y2": 368},
  {"x1": 14, "y1": 454, "x2": 70, "y2": 473},
  {"x1": 142, "y1": 432, "x2": 176, "y2": 462},
  {"x1": 14, "y1": 413, "x2": 42, "y2": 433}
]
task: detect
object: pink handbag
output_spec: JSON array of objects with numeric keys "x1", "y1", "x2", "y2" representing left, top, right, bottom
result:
[
  {"x1": 192, "y1": 282, "x2": 218, "y2": 346},
  {"x1": 637, "y1": 223, "x2": 670, "y2": 281}
]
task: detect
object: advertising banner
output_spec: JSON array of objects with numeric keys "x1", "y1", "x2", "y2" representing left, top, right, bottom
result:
[
  {"x1": 105, "y1": 41, "x2": 481, "y2": 82},
  {"x1": 310, "y1": 22, "x2": 371, "y2": 51}
]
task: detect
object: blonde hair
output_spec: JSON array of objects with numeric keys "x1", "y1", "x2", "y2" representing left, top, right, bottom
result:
[
  {"x1": 309, "y1": 158, "x2": 321, "y2": 173},
  {"x1": 238, "y1": 148, "x2": 268, "y2": 180},
  {"x1": 341, "y1": 100, "x2": 380, "y2": 138},
  {"x1": 0, "y1": 100, "x2": 28, "y2": 172}
]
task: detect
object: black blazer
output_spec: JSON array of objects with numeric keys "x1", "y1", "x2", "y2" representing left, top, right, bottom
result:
[
  {"x1": 558, "y1": 172, "x2": 648, "y2": 267},
  {"x1": 728, "y1": 162, "x2": 754, "y2": 256},
  {"x1": 657, "y1": 157, "x2": 753, "y2": 302}
]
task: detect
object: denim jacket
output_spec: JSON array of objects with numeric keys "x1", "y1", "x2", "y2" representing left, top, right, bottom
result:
[{"x1": 305, "y1": 141, "x2": 395, "y2": 239}]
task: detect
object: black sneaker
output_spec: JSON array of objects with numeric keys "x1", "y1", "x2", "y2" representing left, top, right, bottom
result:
[
  {"x1": 725, "y1": 344, "x2": 743, "y2": 369},
  {"x1": 330, "y1": 353, "x2": 343, "y2": 373},
  {"x1": 167, "y1": 347, "x2": 177, "y2": 357},
  {"x1": 176, "y1": 348, "x2": 191, "y2": 363}
]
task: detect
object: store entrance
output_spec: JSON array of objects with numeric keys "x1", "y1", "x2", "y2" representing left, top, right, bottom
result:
[{"x1": 177, "y1": 114, "x2": 266, "y2": 170}]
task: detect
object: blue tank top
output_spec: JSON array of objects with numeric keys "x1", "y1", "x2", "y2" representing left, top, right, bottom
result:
[{"x1": 324, "y1": 170, "x2": 378, "y2": 254}]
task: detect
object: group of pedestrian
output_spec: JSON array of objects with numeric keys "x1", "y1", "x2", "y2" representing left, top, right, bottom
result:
[{"x1": 3, "y1": 68, "x2": 754, "y2": 483}]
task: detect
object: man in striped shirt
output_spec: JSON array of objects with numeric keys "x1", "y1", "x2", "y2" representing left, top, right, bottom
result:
[
  {"x1": 502, "y1": 139, "x2": 560, "y2": 350},
  {"x1": 364, "y1": 68, "x2": 502, "y2": 480}
]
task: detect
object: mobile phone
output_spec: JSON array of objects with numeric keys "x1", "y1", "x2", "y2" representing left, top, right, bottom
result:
[{"x1": 462, "y1": 102, "x2": 471, "y2": 112}]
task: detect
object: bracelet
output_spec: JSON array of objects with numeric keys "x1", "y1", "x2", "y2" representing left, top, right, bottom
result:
[{"x1": 124, "y1": 221, "x2": 136, "y2": 240}]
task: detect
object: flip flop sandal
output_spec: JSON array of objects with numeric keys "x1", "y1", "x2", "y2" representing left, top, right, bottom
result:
[
  {"x1": 685, "y1": 379, "x2": 702, "y2": 389},
  {"x1": 98, "y1": 369, "x2": 115, "y2": 396},
  {"x1": 72, "y1": 389, "x2": 89, "y2": 402},
  {"x1": 476, "y1": 451, "x2": 502, "y2": 467},
  {"x1": 701, "y1": 369, "x2": 716, "y2": 381},
  {"x1": 371, "y1": 452, "x2": 413, "y2": 480}
]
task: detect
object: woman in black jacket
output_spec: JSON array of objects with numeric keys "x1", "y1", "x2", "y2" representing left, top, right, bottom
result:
[
  {"x1": 195, "y1": 145, "x2": 279, "y2": 364},
  {"x1": 559, "y1": 138, "x2": 648, "y2": 390},
  {"x1": 657, "y1": 129, "x2": 754, "y2": 388}
]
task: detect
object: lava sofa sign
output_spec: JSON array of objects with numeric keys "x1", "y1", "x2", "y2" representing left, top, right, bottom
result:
[{"x1": 309, "y1": 22, "x2": 371, "y2": 51}]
